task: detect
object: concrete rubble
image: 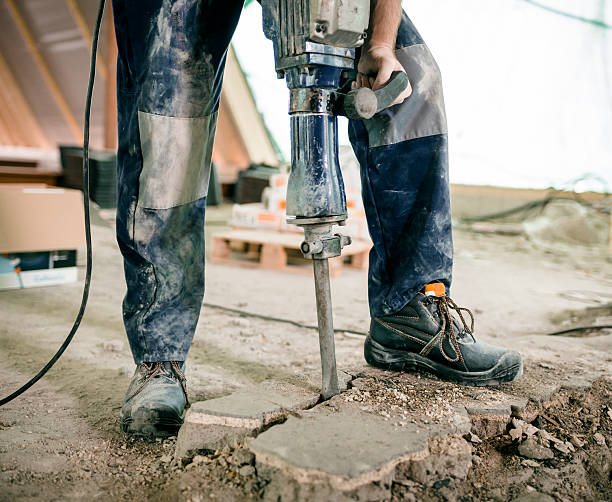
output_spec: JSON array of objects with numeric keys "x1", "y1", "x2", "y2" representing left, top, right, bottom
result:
[{"x1": 175, "y1": 366, "x2": 608, "y2": 501}]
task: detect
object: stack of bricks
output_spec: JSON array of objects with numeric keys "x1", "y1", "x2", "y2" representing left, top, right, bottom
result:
[{"x1": 231, "y1": 172, "x2": 371, "y2": 243}]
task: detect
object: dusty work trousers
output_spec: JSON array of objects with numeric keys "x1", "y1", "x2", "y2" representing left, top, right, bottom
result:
[{"x1": 112, "y1": 0, "x2": 453, "y2": 364}]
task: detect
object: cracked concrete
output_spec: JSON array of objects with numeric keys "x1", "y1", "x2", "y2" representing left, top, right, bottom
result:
[
  {"x1": 246, "y1": 368, "x2": 607, "y2": 499},
  {"x1": 174, "y1": 361, "x2": 610, "y2": 501},
  {"x1": 175, "y1": 372, "x2": 353, "y2": 457},
  {"x1": 252, "y1": 403, "x2": 435, "y2": 501},
  {"x1": 248, "y1": 391, "x2": 476, "y2": 502}
]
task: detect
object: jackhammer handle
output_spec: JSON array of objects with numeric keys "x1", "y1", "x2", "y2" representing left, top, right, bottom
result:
[{"x1": 341, "y1": 71, "x2": 409, "y2": 120}]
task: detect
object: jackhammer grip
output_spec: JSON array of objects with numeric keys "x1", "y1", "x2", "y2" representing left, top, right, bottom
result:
[
  {"x1": 340, "y1": 71, "x2": 409, "y2": 120},
  {"x1": 341, "y1": 87, "x2": 378, "y2": 120},
  {"x1": 374, "y1": 70, "x2": 410, "y2": 112}
]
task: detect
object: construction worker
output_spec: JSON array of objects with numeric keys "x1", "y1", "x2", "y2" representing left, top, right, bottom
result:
[{"x1": 113, "y1": 0, "x2": 523, "y2": 437}]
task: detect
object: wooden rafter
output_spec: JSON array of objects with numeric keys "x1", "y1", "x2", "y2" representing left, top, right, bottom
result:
[
  {"x1": 0, "y1": 51, "x2": 51, "y2": 148},
  {"x1": 221, "y1": 45, "x2": 279, "y2": 166},
  {"x1": 64, "y1": 0, "x2": 108, "y2": 81},
  {"x1": 104, "y1": 9, "x2": 118, "y2": 149},
  {"x1": 5, "y1": 0, "x2": 81, "y2": 142}
]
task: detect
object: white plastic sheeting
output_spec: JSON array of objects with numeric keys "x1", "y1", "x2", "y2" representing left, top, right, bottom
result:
[{"x1": 232, "y1": 0, "x2": 612, "y2": 191}]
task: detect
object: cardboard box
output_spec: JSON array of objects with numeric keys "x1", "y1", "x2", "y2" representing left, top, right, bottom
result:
[
  {"x1": 0, "y1": 251, "x2": 77, "y2": 290},
  {"x1": 0, "y1": 184, "x2": 85, "y2": 289},
  {"x1": 0, "y1": 185, "x2": 85, "y2": 253}
]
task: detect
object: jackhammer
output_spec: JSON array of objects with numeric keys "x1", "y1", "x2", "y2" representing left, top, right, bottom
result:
[{"x1": 262, "y1": 0, "x2": 409, "y2": 399}]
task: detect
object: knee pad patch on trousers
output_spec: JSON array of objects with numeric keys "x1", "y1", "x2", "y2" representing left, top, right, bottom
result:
[
  {"x1": 365, "y1": 44, "x2": 448, "y2": 148},
  {"x1": 137, "y1": 111, "x2": 216, "y2": 209}
]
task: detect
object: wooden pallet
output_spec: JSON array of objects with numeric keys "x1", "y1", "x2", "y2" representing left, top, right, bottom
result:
[{"x1": 210, "y1": 229, "x2": 371, "y2": 277}]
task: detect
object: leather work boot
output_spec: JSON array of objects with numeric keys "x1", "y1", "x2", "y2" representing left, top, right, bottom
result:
[
  {"x1": 365, "y1": 283, "x2": 523, "y2": 386},
  {"x1": 120, "y1": 361, "x2": 189, "y2": 437}
]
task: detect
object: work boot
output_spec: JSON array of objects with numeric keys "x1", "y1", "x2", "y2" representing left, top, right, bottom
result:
[
  {"x1": 364, "y1": 283, "x2": 523, "y2": 386},
  {"x1": 120, "y1": 361, "x2": 189, "y2": 437}
]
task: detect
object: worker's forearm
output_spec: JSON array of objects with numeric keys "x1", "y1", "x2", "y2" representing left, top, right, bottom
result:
[
  {"x1": 367, "y1": 0, "x2": 402, "y2": 49},
  {"x1": 356, "y1": 0, "x2": 411, "y2": 100}
]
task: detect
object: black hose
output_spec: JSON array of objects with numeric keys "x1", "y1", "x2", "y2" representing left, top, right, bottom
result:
[
  {"x1": 460, "y1": 176, "x2": 610, "y2": 225},
  {"x1": 460, "y1": 197, "x2": 556, "y2": 223},
  {"x1": 203, "y1": 302, "x2": 369, "y2": 336},
  {"x1": 0, "y1": 0, "x2": 105, "y2": 407},
  {"x1": 546, "y1": 325, "x2": 612, "y2": 337},
  {"x1": 204, "y1": 303, "x2": 612, "y2": 338}
]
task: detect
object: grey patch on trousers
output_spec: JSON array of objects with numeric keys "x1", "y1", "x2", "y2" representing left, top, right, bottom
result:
[
  {"x1": 364, "y1": 44, "x2": 448, "y2": 148},
  {"x1": 137, "y1": 110, "x2": 216, "y2": 210}
]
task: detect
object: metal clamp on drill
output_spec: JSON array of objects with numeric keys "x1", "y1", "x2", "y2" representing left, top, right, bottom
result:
[{"x1": 262, "y1": 0, "x2": 409, "y2": 399}]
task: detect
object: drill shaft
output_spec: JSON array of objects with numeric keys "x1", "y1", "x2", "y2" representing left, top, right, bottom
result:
[{"x1": 312, "y1": 258, "x2": 340, "y2": 399}]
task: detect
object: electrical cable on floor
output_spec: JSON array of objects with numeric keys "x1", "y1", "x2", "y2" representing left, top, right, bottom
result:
[
  {"x1": 203, "y1": 302, "x2": 369, "y2": 337},
  {"x1": 203, "y1": 303, "x2": 612, "y2": 337},
  {"x1": 545, "y1": 325, "x2": 612, "y2": 337},
  {"x1": 0, "y1": 0, "x2": 105, "y2": 407}
]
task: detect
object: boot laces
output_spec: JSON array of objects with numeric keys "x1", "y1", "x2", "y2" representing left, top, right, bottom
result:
[
  {"x1": 431, "y1": 296, "x2": 475, "y2": 363},
  {"x1": 128, "y1": 361, "x2": 189, "y2": 406}
]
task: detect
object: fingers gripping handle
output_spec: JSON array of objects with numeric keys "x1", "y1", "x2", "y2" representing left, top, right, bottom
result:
[
  {"x1": 340, "y1": 71, "x2": 409, "y2": 120},
  {"x1": 373, "y1": 71, "x2": 410, "y2": 112}
]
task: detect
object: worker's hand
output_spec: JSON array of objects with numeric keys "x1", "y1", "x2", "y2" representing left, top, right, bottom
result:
[{"x1": 354, "y1": 45, "x2": 412, "y2": 105}]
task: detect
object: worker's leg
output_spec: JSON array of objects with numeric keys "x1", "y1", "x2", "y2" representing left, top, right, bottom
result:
[
  {"x1": 349, "y1": 12, "x2": 452, "y2": 319},
  {"x1": 113, "y1": 0, "x2": 243, "y2": 365},
  {"x1": 113, "y1": 0, "x2": 244, "y2": 436},
  {"x1": 349, "y1": 13, "x2": 522, "y2": 385}
]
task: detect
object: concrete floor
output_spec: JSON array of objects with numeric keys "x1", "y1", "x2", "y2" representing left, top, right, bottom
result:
[{"x1": 0, "y1": 204, "x2": 611, "y2": 500}]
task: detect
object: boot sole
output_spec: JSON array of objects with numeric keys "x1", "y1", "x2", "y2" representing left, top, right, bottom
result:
[
  {"x1": 120, "y1": 418, "x2": 182, "y2": 438},
  {"x1": 364, "y1": 335, "x2": 523, "y2": 386},
  {"x1": 120, "y1": 408, "x2": 184, "y2": 438}
]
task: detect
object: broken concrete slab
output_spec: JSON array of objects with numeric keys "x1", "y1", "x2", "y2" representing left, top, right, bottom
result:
[
  {"x1": 176, "y1": 365, "x2": 606, "y2": 499},
  {"x1": 250, "y1": 401, "x2": 435, "y2": 501},
  {"x1": 561, "y1": 374, "x2": 598, "y2": 392},
  {"x1": 176, "y1": 384, "x2": 316, "y2": 458},
  {"x1": 249, "y1": 396, "x2": 474, "y2": 502},
  {"x1": 245, "y1": 367, "x2": 591, "y2": 501},
  {"x1": 175, "y1": 371, "x2": 352, "y2": 458},
  {"x1": 513, "y1": 380, "x2": 562, "y2": 407}
]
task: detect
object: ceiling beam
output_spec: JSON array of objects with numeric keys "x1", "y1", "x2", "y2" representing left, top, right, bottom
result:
[
  {"x1": 104, "y1": 9, "x2": 117, "y2": 149},
  {"x1": 221, "y1": 45, "x2": 280, "y2": 166},
  {"x1": 0, "y1": 51, "x2": 51, "y2": 148},
  {"x1": 5, "y1": 0, "x2": 81, "y2": 142}
]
